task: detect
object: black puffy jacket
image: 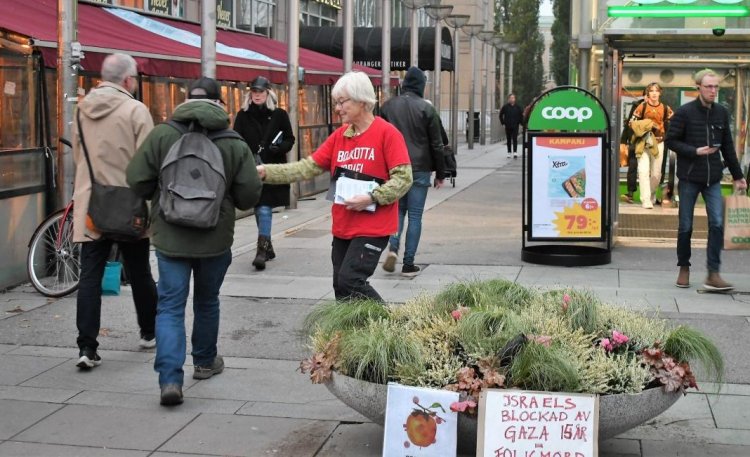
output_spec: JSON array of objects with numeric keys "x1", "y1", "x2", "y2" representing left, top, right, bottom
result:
[{"x1": 665, "y1": 98, "x2": 743, "y2": 186}]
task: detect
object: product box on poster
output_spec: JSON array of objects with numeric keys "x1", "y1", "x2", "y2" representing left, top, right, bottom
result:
[
  {"x1": 477, "y1": 389, "x2": 598, "y2": 457},
  {"x1": 382, "y1": 383, "x2": 460, "y2": 457}
]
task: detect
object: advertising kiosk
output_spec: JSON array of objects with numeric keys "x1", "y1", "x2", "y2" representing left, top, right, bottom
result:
[{"x1": 521, "y1": 86, "x2": 613, "y2": 266}]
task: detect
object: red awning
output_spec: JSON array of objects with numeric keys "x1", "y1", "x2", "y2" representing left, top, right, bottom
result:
[
  {"x1": 0, "y1": 0, "x2": 284, "y2": 82},
  {"x1": 0, "y1": 0, "x2": 394, "y2": 86},
  {"x1": 147, "y1": 16, "x2": 390, "y2": 86}
]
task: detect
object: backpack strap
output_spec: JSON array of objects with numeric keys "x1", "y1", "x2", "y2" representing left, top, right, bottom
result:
[{"x1": 166, "y1": 120, "x2": 189, "y2": 135}]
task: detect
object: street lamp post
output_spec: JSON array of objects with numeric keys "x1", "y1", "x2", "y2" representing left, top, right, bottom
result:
[
  {"x1": 343, "y1": 0, "x2": 353, "y2": 72},
  {"x1": 382, "y1": 0, "x2": 391, "y2": 100},
  {"x1": 461, "y1": 23, "x2": 484, "y2": 150},
  {"x1": 505, "y1": 43, "x2": 520, "y2": 96},
  {"x1": 401, "y1": 0, "x2": 430, "y2": 69},
  {"x1": 477, "y1": 30, "x2": 495, "y2": 145},
  {"x1": 491, "y1": 35, "x2": 504, "y2": 126},
  {"x1": 444, "y1": 14, "x2": 470, "y2": 155},
  {"x1": 423, "y1": 4, "x2": 453, "y2": 116}
]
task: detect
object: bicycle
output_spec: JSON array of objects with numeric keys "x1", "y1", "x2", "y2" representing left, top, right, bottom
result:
[
  {"x1": 27, "y1": 198, "x2": 81, "y2": 298},
  {"x1": 27, "y1": 138, "x2": 81, "y2": 297}
]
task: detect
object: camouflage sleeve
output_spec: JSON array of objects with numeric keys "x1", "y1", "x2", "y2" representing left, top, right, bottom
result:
[
  {"x1": 372, "y1": 164, "x2": 412, "y2": 206},
  {"x1": 263, "y1": 157, "x2": 326, "y2": 184}
]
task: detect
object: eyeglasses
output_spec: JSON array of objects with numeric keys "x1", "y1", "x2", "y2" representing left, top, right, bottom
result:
[
  {"x1": 701, "y1": 84, "x2": 719, "y2": 90},
  {"x1": 334, "y1": 98, "x2": 351, "y2": 107}
]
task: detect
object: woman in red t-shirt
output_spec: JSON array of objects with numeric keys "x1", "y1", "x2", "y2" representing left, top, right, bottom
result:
[{"x1": 257, "y1": 71, "x2": 413, "y2": 302}]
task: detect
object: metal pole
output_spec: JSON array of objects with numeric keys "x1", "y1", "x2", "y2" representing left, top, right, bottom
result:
[
  {"x1": 410, "y1": 8, "x2": 419, "y2": 68},
  {"x1": 56, "y1": 0, "x2": 77, "y2": 206},
  {"x1": 343, "y1": 0, "x2": 353, "y2": 73},
  {"x1": 201, "y1": 0, "x2": 217, "y2": 78},
  {"x1": 287, "y1": 0, "x2": 300, "y2": 209},
  {"x1": 433, "y1": 21, "x2": 442, "y2": 114},
  {"x1": 450, "y1": 28, "x2": 460, "y2": 154},
  {"x1": 468, "y1": 36, "x2": 476, "y2": 150},
  {"x1": 508, "y1": 51, "x2": 515, "y2": 95},
  {"x1": 479, "y1": 40, "x2": 487, "y2": 145},
  {"x1": 498, "y1": 49, "x2": 505, "y2": 106},
  {"x1": 381, "y1": 0, "x2": 391, "y2": 100}
]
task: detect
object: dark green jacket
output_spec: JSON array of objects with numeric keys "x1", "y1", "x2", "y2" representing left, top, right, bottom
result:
[{"x1": 126, "y1": 100, "x2": 262, "y2": 257}]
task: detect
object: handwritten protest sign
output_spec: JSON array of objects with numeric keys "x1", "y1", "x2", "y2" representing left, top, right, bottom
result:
[{"x1": 477, "y1": 389, "x2": 598, "y2": 457}]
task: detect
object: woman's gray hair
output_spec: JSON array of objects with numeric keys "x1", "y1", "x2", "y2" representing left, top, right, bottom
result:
[
  {"x1": 101, "y1": 53, "x2": 137, "y2": 85},
  {"x1": 332, "y1": 71, "x2": 377, "y2": 112},
  {"x1": 241, "y1": 87, "x2": 278, "y2": 111}
]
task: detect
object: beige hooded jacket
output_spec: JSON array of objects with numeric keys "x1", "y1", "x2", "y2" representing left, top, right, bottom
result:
[
  {"x1": 72, "y1": 81, "x2": 154, "y2": 242},
  {"x1": 629, "y1": 118, "x2": 656, "y2": 159}
]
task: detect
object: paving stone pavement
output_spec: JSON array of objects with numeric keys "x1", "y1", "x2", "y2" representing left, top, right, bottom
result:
[{"x1": 1, "y1": 142, "x2": 748, "y2": 456}]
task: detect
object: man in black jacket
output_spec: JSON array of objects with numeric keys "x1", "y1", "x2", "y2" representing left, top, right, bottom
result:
[
  {"x1": 380, "y1": 66, "x2": 445, "y2": 277},
  {"x1": 499, "y1": 93, "x2": 524, "y2": 159},
  {"x1": 666, "y1": 69, "x2": 747, "y2": 291}
]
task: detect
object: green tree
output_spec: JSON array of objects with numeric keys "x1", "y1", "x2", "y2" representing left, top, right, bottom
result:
[
  {"x1": 550, "y1": 0, "x2": 571, "y2": 86},
  {"x1": 498, "y1": 0, "x2": 545, "y2": 107}
]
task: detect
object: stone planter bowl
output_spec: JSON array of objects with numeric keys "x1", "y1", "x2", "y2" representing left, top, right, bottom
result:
[{"x1": 326, "y1": 373, "x2": 681, "y2": 455}]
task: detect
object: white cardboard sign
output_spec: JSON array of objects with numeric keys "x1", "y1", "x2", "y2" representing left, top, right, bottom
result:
[{"x1": 477, "y1": 389, "x2": 598, "y2": 457}]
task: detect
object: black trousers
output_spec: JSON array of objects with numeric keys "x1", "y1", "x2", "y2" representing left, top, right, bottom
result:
[
  {"x1": 76, "y1": 237, "x2": 157, "y2": 350},
  {"x1": 626, "y1": 145, "x2": 637, "y2": 195},
  {"x1": 505, "y1": 126, "x2": 519, "y2": 152},
  {"x1": 331, "y1": 235, "x2": 388, "y2": 303}
]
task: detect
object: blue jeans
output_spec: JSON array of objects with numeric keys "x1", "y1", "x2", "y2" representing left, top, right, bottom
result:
[
  {"x1": 677, "y1": 180, "x2": 724, "y2": 272},
  {"x1": 154, "y1": 250, "x2": 232, "y2": 386},
  {"x1": 389, "y1": 171, "x2": 431, "y2": 265},
  {"x1": 254, "y1": 205, "x2": 273, "y2": 238}
]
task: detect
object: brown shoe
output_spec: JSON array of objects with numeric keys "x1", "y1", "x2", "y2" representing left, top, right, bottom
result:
[
  {"x1": 675, "y1": 266, "x2": 690, "y2": 288},
  {"x1": 620, "y1": 194, "x2": 633, "y2": 204},
  {"x1": 704, "y1": 272, "x2": 734, "y2": 291}
]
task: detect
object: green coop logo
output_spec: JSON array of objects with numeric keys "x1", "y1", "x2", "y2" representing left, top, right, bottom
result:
[{"x1": 528, "y1": 89, "x2": 607, "y2": 131}]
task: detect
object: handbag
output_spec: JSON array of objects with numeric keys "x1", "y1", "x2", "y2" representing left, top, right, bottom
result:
[
  {"x1": 78, "y1": 110, "x2": 148, "y2": 241},
  {"x1": 723, "y1": 191, "x2": 750, "y2": 250}
]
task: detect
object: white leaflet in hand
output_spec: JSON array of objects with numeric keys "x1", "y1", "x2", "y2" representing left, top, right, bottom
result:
[{"x1": 335, "y1": 176, "x2": 379, "y2": 212}]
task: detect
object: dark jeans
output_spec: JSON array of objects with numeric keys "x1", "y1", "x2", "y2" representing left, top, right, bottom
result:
[
  {"x1": 331, "y1": 236, "x2": 389, "y2": 302},
  {"x1": 505, "y1": 126, "x2": 519, "y2": 152},
  {"x1": 677, "y1": 180, "x2": 724, "y2": 272},
  {"x1": 154, "y1": 250, "x2": 232, "y2": 386},
  {"x1": 625, "y1": 145, "x2": 637, "y2": 195},
  {"x1": 76, "y1": 237, "x2": 157, "y2": 350},
  {"x1": 389, "y1": 171, "x2": 431, "y2": 266}
]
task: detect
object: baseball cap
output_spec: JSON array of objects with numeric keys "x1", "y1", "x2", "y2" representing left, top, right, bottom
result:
[
  {"x1": 250, "y1": 76, "x2": 271, "y2": 91},
  {"x1": 188, "y1": 77, "x2": 222, "y2": 101}
]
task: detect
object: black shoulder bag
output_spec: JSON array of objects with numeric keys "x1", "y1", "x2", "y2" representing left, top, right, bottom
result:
[{"x1": 78, "y1": 110, "x2": 148, "y2": 241}]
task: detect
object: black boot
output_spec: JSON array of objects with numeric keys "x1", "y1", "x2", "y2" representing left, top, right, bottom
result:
[
  {"x1": 265, "y1": 239, "x2": 276, "y2": 261},
  {"x1": 252, "y1": 236, "x2": 269, "y2": 270}
]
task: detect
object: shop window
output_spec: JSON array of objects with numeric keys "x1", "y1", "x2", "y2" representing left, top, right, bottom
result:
[
  {"x1": 0, "y1": 51, "x2": 36, "y2": 150},
  {"x1": 237, "y1": 0, "x2": 274, "y2": 37}
]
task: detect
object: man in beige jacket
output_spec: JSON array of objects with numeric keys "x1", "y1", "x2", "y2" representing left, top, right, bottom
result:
[{"x1": 72, "y1": 53, "x2": 157, "y2": 369}]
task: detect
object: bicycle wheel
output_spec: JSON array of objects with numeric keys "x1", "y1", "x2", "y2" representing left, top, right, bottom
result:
[{"x1": 27, "y1": 209, "x2": 81, "y2": 297}]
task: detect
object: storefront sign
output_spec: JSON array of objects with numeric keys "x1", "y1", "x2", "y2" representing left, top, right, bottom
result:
[
  {"x1": 148, "y1": 0, "x2": 171, "y2": 15},
  {"x1": 529, "y1": 136, "x2": 604, "y2": 240},
  {"x1": 315, "y1": 0, "x2": 342, "y2": 9},
  {"x1": 527, "y1": 90, "x2": 607, "y2": 132},
  {"x1": 478, "y1": 390, "x2": 598, "y2": 457},
  {"x1": 217, "y1": 0, "x2": 233, "y2": 28}
]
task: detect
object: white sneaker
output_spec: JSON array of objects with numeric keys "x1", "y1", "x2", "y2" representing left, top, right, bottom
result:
[
  {"x1": 642, "y1": 201, "x2": 653, "y2": 209},
  {"x1": 513, "y1": 152, "x2": 518, "y2": 159},
  {"x1": 506, "y1": 152, "x2": 512, "y2": 158},
  {"x1": 382, "y1": 251, "x2": 397, "y2": 273},
  {"x1": 138, "y1": 337, "x2": 156, "y2": 349}
]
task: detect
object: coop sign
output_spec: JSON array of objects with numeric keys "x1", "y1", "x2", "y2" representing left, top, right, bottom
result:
[
  {"x1": 527, "y1": 89, "x2": 607, "y2": 132},
  {"x1": 541, "y1": 106, "x2": 594, "y2": 123}
]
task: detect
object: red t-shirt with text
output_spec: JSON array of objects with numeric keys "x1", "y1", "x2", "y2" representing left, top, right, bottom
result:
[{"x1": 312, "y1": 116, "x2": 410, "y2": 239}]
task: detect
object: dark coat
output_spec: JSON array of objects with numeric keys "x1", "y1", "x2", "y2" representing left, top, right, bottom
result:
[
  {"x1": 233, "y1": 103, "x2": 295, "y2": 207},
  {"x1": 665, "y1": 98, "x2": 744, "y2": 186},
  {"x1": 500, "y1": 103, "x2": 524, "y2": 129}
]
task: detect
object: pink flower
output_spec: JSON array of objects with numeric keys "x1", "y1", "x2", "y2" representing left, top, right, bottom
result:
[
  {"x1": 450, "y1": 400, "x2": 477, "y2": 412},
  {"x1": 612, "y1": 330, "x2": 630, "y2": 345},
  {"x1": 562, "y1": 293, "x2": 571, "y2": 312},
  {"x1": 534, "y1": 335, "x2": 553, "y2": 347},
  {"x1": 451, "y1": 310, "x2": 462, "y2": 320},
  {"x1": 600, "y1": 338, "x2": 613, "y2": 352}
]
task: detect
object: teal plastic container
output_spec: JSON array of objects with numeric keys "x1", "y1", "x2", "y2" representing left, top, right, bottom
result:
[{"x1": 101, "y1": 261, "x2": 122, "y2": 296}]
